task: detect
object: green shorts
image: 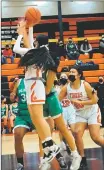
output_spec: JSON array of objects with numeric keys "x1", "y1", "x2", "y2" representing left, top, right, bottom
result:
[
  {"x1": 43, "y1": 92, "x2": 63, "y2": 119},
  {"x1": 14, "y1": 112, "x2": 35, "y2": 131}
]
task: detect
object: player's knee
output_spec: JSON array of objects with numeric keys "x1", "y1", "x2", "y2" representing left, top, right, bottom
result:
[
  {"x1": 91, "y1": 135, "x2": 99, "y2": 143},
  {"x1": 14, "y1": 132, "x2": 24, "y2": 142},
  {"x1": 74, "y1": 128, "x2": 83, "y2": 138}
]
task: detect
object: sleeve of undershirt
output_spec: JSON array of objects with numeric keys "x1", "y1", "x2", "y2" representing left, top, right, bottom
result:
[
  {"x1": 13, "y1": 35, "x2": 30, "y2": 56},
  {"x1": 28, "y1": 27, "x2": 34, "y2": 48}
]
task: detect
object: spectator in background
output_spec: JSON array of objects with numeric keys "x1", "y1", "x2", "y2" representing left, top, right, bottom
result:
[
  {"x1": 99, "y1": 35, "x2": 104, "y2": 54},
  {"x1": 9, "y1": 101, "x2": 18, "y2": 133},
  {"x1": 1, "y1": 95, "x2": 8, "y2": 134},
  {"x1": 66, "y1": 37, "x2": 80, "y2": 60},
  {"x1": 1, "y1": 51, "x2": 6, "y2": 64},
  {"x1": 2, "y1": 45, "x2": 14, "y2": 63},
  {"x1": 94, "y1": 76, "x2": 104, "y2": 127},
  {"x1": 56, "y1": 39, "x2": 66, "y2": 60},
  {"x1": 80, "y1": 38, "x2": 93, "y2": 59}
]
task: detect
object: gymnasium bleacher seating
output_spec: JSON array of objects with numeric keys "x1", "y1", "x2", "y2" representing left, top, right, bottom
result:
[{"x1": 1, "y1": 53, "x2": 104, "y2": 103}]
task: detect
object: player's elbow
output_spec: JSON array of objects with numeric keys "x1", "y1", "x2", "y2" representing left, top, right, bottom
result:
[
  {"x1": 92, "y1": 96, "x2": 98, "y2": 104},
  {"x1": 13, "y1": 45, "x2": 18, "y2": 53}
]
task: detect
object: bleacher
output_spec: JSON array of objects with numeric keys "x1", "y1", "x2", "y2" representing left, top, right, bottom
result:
[{"x1": 1, "y1": 53, "x2": 104, "y2": 104}]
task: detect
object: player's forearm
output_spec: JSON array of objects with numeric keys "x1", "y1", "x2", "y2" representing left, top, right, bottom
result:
[
  {"x1": 28, "y1": 27, "x2": 34, "y2": 48},
  {"x1": 81, "y1": 99, "x2": 98, "y2": 105},
  {"x1": 13, "y1": 35, "x2": 29, "y2": 55},
  {"x1": 46, "y1": 70, "x2": 56, "y2": 95},
  {"x1": 23, "y1": 29, "x2": 30, "y2": 48},
  {"x1": 13, "y1": 35, "x2": 23, "y2": 53}
]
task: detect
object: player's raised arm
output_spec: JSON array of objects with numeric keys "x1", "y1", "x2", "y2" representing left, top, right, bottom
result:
[{"x1": 13, "y1": 21, "x2": 31, "y2": 56}]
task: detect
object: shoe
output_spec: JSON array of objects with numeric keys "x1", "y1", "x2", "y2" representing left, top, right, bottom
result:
[
  {"x1": 70, "y1": 151, "x2": 82, "y2": 170},
  {"x1": 15, "y1": 163, "x2": 24, "y2": 170},
  {"x1": 79, "y1": 157, "x2": 87, "y2": 169},
  {"x1": 49, "y1": 144, "x2": 61, "y2": 157},
  {"x1": 39, "y1": 161, "x2": 51, "y2": 170},
  {"x1": 2, "y1": 129, "x2": 6, "y2": 134},
  {"x1": 40, "y1": 144, "x2": 61, "y2": 166},
  {"x1": 57, "y1": 157, "x2": 68, "y2": 170},
  {"x1": 39, "y1": 154, "x2": 52, "y2": 168}
]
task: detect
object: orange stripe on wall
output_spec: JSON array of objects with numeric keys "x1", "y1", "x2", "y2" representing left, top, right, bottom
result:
[{"x1": 84, "y1": 29, "x2": 104, "y2": 34}]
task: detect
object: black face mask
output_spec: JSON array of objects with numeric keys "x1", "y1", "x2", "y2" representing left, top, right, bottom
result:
[
  {"x1": 69, "y1": 40, "x2": 72, "y2": 43},
  {"x1": 68, "y1": 75, "x2": 76, "y2": 82},
  {"x1": 99, "y1": 79, "x2": 103, "y2": 83},
  {"x1": 60, "y1": 78, "x2": 67, "y2": 85}
]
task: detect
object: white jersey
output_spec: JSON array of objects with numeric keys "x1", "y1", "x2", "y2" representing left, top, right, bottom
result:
[
  {"x1": 56, "y1": 85, "x2": 74, "y2": 108},
  {"x1": 13, "y1": 27, "x2": 42, "y2": 79},
  {"x1": 67, "y1": 80, "x2": 96, "y2": 111},
  {"x1": 56, "y1": 85, "x2": 76, "y2": 125}
]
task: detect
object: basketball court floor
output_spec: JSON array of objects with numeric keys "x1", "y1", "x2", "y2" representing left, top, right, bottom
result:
[{"x1": 2, "y1": 129, "x2": 104, "y2": 170}]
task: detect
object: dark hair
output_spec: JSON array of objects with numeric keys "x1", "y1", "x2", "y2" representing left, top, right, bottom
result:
[
  {"x1": 1, "y1": 95, "x2": 5, "y2": 101},
  {"x1": 69, "y1": 65, "x2": 84, "y2": 80},
  {"x1": 36, "y1": 34, "x2": 48, "y2": 46},
  {"x1": 68, "y1": 37, "x2": 72, "y2": 40},
  {"x1": 83, "y1": 39, "x2": 90, "y2": 50},
  {"x1": 61, "y1": 67, "x2": 69, "y2": 72},
  {"x1": 6, "y1": 45, "x2": 9, "y2": 48}
]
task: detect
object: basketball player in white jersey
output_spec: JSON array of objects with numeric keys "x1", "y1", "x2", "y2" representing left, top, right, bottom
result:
[
  {"x1": 14, "y1": 21, "x2": 82, "y2": 170},
  {"x1": 55, "y1": 73, "x2": 76, "y2": 155},
  {"x1": 59, "y1": 73, "x2": 76, "y2": 133},
  {"x1": 59, "y1": 65, "x2": 104, "y2": 168},
  {"x1": 13, "y1": 21, "x2": 61, "y2": 165}
]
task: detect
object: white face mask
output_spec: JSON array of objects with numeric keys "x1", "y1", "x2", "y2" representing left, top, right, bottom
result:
[{"x1": 102, "y1": 38, "x2": 104, "y2": 40}]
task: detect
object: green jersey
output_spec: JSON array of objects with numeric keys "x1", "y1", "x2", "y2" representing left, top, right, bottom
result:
[
  {"x1": 1, "y1": 105, "x2": 6, "y2": 117},
  {"x1": 17, "y1": 79, "x2": 29, "y2": 116},
  {"x1": 15, "y1": 78, "x2": 35, "y2": 130},
  {"x1": 11, "y1": 104, "x2": 18, "y2": 115}
]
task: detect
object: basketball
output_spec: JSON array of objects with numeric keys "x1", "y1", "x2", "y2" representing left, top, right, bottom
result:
[{"x1": 25, "y1": 7, "x2": 41, "y2": 26}]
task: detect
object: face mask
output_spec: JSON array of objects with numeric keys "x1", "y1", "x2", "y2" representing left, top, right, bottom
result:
[
  {"x1": 99, "y1": 79, "x2": 103, "y2": 83},
  {"x1": 60, "y1": 78, "x2": 67, "y2": 85},
  {"x1": 69, "y1": 40, "x2": 72, "y2": 43},
  {"x1": 68, "y1": 75, "x2": 76, "y2": 82}
]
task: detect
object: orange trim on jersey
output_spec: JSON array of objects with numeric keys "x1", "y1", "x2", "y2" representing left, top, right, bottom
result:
[
  {"x1": 31, "y1": 91, "x2": 37, "y2": 102},
  {"x1": 97, "y1": 106, "x2": 101, "y2": 124},
  {"x1": 31, "y1": 81, "x2": 36, "y2": 91}
]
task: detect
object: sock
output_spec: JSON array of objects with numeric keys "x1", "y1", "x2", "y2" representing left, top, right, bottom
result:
[
  {"x1": 82, "y1": 157, "x2": 87, "y2": 163},
  {"x1": 17, "y1": 157, "x2": 24, "y2": 166},
  {"x1": 71, "y1": 150, "x2": 78, "y2": 156},
  {"x1": 56, "y1": 152, "x2": 63, "y2": 160}
]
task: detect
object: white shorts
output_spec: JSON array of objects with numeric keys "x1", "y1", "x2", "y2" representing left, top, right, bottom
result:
[
  {"x1": 76, "y1": 104, "x2": 102, "y2": 125},
  {"x1": 24, "y1": 79, "x2": 45, "y2": 105},
  {"x1": 62, "y1": 104, "x2": 76, "y2": 126}
]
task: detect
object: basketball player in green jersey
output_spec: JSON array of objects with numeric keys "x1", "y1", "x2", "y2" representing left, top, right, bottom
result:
[
  {"x1": 10, "y1": 78, "x2": 35, "y2": 170},
  {"x1": 11, "y1": 77, "x2": 68, "y2": 170}
]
